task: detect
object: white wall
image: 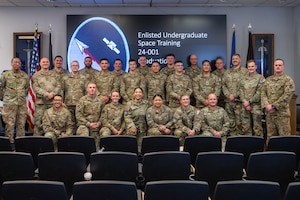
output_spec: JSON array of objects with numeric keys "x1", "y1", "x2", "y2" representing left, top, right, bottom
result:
[{"x1": 0, "y1": 6, "x2": 298, "y2": 101}]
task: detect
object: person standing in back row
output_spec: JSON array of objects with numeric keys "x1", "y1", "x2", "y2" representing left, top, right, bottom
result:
[
  {"x1": 166, "y1": 60, "x2": 192, "y2": 109},
  {"x1": 222, "y1": 53, "x2": 248, "y2": 135},
  {"x1": 261, "y1": 58, "x2": 295, "y2": 142},
  {"x1": 0, "y1": 57, "x2": 29, "y2": 145}
]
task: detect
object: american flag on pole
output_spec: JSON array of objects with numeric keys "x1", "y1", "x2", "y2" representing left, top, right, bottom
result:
[{"x1": 27, "y1": 27, "x2": 40, "y2": 131}]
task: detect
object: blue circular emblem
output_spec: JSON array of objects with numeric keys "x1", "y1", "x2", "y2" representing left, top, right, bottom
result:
[{"x1": 67, "y1": 17, "x2": 130, "y2": 72}]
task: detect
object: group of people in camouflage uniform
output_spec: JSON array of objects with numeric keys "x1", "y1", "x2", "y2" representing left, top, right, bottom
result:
[{"x1": 0, "y1": 52, "x2": 295, "y2": 148}]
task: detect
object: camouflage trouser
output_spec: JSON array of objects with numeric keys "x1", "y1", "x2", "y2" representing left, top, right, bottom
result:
[
  {"x1": 44, "y1": 131, "x2": 58, "y2": 146},
  {"x1": 125, "y1": 129, "x2": 146, "y2": 146},
  {"x1": 174, "y1": 129, "x2": 186, "y2": 146},
  {"x1": 241, "y1": 107, "x2": 263, "y2": 136},
  {"x1": 34, "y1": 104, "x2": 52, "y2": 136},
  {"x1": 76, "y1": 125, "x2": 100, "y2": 148},
  {"x1": 66, "y1": 105, "x2": 77, "y2": 134},
  {"x1": 225, "y1": 101, "x2": 242, "y2": 136},
  {"x1": 266, "y1": 114, "x2": 291, "y2": 143},
  {"x1": 2, "y1": 104, "x2": 27, "y2": 143},
  {"x1": 100, "y1": 127, "x2": 113, "y2": 136}
]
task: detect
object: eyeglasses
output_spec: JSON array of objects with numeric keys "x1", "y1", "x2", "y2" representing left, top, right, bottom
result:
[{"x1": 12, "y1": 62, "x2": 21, "y2": 64}]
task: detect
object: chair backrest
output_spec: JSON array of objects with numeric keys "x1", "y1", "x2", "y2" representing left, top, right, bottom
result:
[
  {"x1": 38, "y1": 152, "x2": 86, "y2": 197},
  {"x1": 15, "y1": 136, "x2": 54, "y2": 169},
  {"x1": 0, "y1": 136, "x2": 12, "y2": 151},
  {"x1": 246, "y1": 151, "x2": 296, "y2": 195},
  {"x1": 142, "y1": 151, "x2": 191, "y2": 183},
  {"x1": 144, "y1": 180, "x2": 209, "y2": 200},
  {"x1": 0, "y1": 152, "x2": 35, "y2": 182},
  {"x1": 57, "y1": 136, "x2": 96, "y2": 165},
  {"x1": 284, "y1": 182, "x2": 300, "y2": 200},
  {"x1": 195, "y1": 151, "x2": 244, "y2": 197},
  {"x1": 1, "y1": 180, "x2": 68, "y2": 200},
  {"x1": 90, "y1": 151, "x2": 139, "y2": 182},
  {"x1": 213, "y1": 180, "x2": 281, "y2": 200},
  {"x1": 141, "y1": 135, "x2": 180, "y2": 155},
  {"x1": 0, "y1": 152, "x2": 35, "y2": 196},
  {"x1": 225, "y1": 135, "x2": 265, "y2": 168},
  {"x1": 183, "y1": 136, "x2": 222, "y2": 166},
  {"x1": 267, "y1": 136, "x2": 300, "y2": 168},
  {"x1": 99, "y1": 135, "x2": 138, "y2": 154},
  {"x1": 73, "y1": 180, "x2": 139, "y2": 200}
]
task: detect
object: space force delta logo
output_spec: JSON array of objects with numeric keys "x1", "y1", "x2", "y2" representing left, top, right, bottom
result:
[{"x1": 67, "y1": 17, "x2": 130, "y2": 72}]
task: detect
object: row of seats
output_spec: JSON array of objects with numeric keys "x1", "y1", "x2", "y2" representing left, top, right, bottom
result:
[
  {"x1": 1, "y1": 179, "x2": 300, "y2": 200},
  {"x1": 0, "y1": 150, "x2": 299, "y2": 197},
  {"x1": 1, "y1": 134, "x2": 300, "y2": 167}
]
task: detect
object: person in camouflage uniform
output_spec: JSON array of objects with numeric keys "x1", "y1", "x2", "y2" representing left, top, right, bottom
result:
[
  {"x1": 145, "y1": 61, "x2": 167, "y2": 103},
  {"x1": 0, "y1": 57, "x2": 29, "y2": 143},
  {"x1": 137, "y1": 55, "x2": 150, "y2": 77},
  {"x1": 62, "y1": 60, "x2": 87, "y2": 126},
  {"x1": 201, "y1": 93, "x2": 230, "y2": 150},
  {"x1": 76, "y1": 82, "x2": 105, "y2": 145},
  {"x1": 192, "y1": 60, "x2": 221, "y2": 109},
  {"x1": 222, "y1": 53, "x2": 248, "y2": 135},
  {"x1": 184, "y1": 54, "x2": 202, "y2": 107},
  {"x1": 166, "y1": 60, "x2": 192, "y2": 109},
  {"x1": 32, "y1": 57, "x2": 62, "y2": 136},
  {"x1": 94, "y1": 58, "x2": 117, "y2": 103},
  {"x1": 42, "y1": 95, "x2": 74, "y2": 145},
  {"x1": 160, "y1": 53, "x2": 175, "y2": 77},
  {"x1": 111, "y1": 59, "x2": 126, "y2": 92},
  {"x1": 240, "y1": 60, "x2": 265, "y2": 136},
  {"x1": 120, "y1": 59, "x2": 146, "y2": 104},
  {"x1": 212, "y1": 57, "x2": 227, "y2": 108},
  {"x1": 173, "y1": 94, "x2": 201, "y2": 145},
  {"x1": 185, "y1": 54, "x2": 202, "y2": 79},
  {"x1": 100, "y1": 91, "x2": 125, "y2": 136},
  {"x1": 124, "y1": 87, "x2": 148, "y2": 145},
  {"x1": 49, "y1": 55, "x2": 68, "y2": 88},
  {"x1": 79, "y1": 56, "x2": 99, "y2": 82},
  {"x1": 146, "y1": 95, "x2": 174, "y2": 136},
  {"x1": 261, "y1": 58, "x2": 295, "y2": 142}
]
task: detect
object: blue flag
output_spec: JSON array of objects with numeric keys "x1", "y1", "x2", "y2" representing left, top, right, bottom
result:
[{"x1": 230, "y1": 28, "x2": 236, "y2": 68}]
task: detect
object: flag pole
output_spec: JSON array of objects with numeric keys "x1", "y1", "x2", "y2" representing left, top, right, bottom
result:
[
  {"x1": 230, "y1": 24, "x2": 236, "y2": 68},
  {"x1": 49, "y1": 24, "x2": 54, "y2": 70}
]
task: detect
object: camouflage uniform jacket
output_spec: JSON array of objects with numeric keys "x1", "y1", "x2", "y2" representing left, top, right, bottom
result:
[
  {"x1": 212, "y1": 69, "x2": 226, "y2": 79},
  {"x1": 185, "y1": 66, "x2": 202, "y2": 79},
  {"x1": 62, "y1": 73, "x2": 87, "y2": 106},
  {"x1": 50, "y1": 68, "x2": 68, "y2": 87},
  {"x1": 145, "y1": 71, "x2": 167, "y2": 102},
  {"x1": 32, "y1": 70, "x2": 62, "y2": 105},
  {"x1": 146, "y1": 105, "x2": 174, "y2": 129},
  {"x1": 137, "y1": 66, "x2": 150, "y2": 77},
  {"x1": 100, "y1": 102, "x2": 125, "y2": 132},
  {"x1": 192, "y1": 73, "x2": 221, "y2": 108},
  {"x1": 166, "y1": 73, "x2": 192, "y2": 108},
  {"x1": 222, "y1": 67, "x2": 248, "y2": 102},
  {"x1": 111, "y1": 70, "x2": 126, "y2": 92},
  {"x1": 173, "y1": 105, "x2": 201, "y2": 134},
  {"x1": 0, "y1": 70, "x2": 29, "y2": 105},
  {"x1": 200, "y1": 106, "x2": 230, "y2": 136},
  {"x1": 94, "y1": 71, "x2": 118, "y2": 97},
  {"x1": 79, "y1": 67, "x2": 99, "y2": 82},
  {"x1": 240, "y1": 73, "x2": 265, "y2": 111},
  {"x1": 120, "y1": 72, "x2": 146, "y2": 103},
  {"x1": 76, "y1": 95, "x2": 105, "y2": 126},
  {"x1": 261, "y1": 74, "x2": 295, "y2": 116},
  {"x1": 42, "y1": 107, "x2": 74, "y2": 136},
  {"x1": 160, "y1": 66, "x2": 175, "y2": 77},
  {"x1": 124, "y1": 99, "x2": 148, "y2": 133}
]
